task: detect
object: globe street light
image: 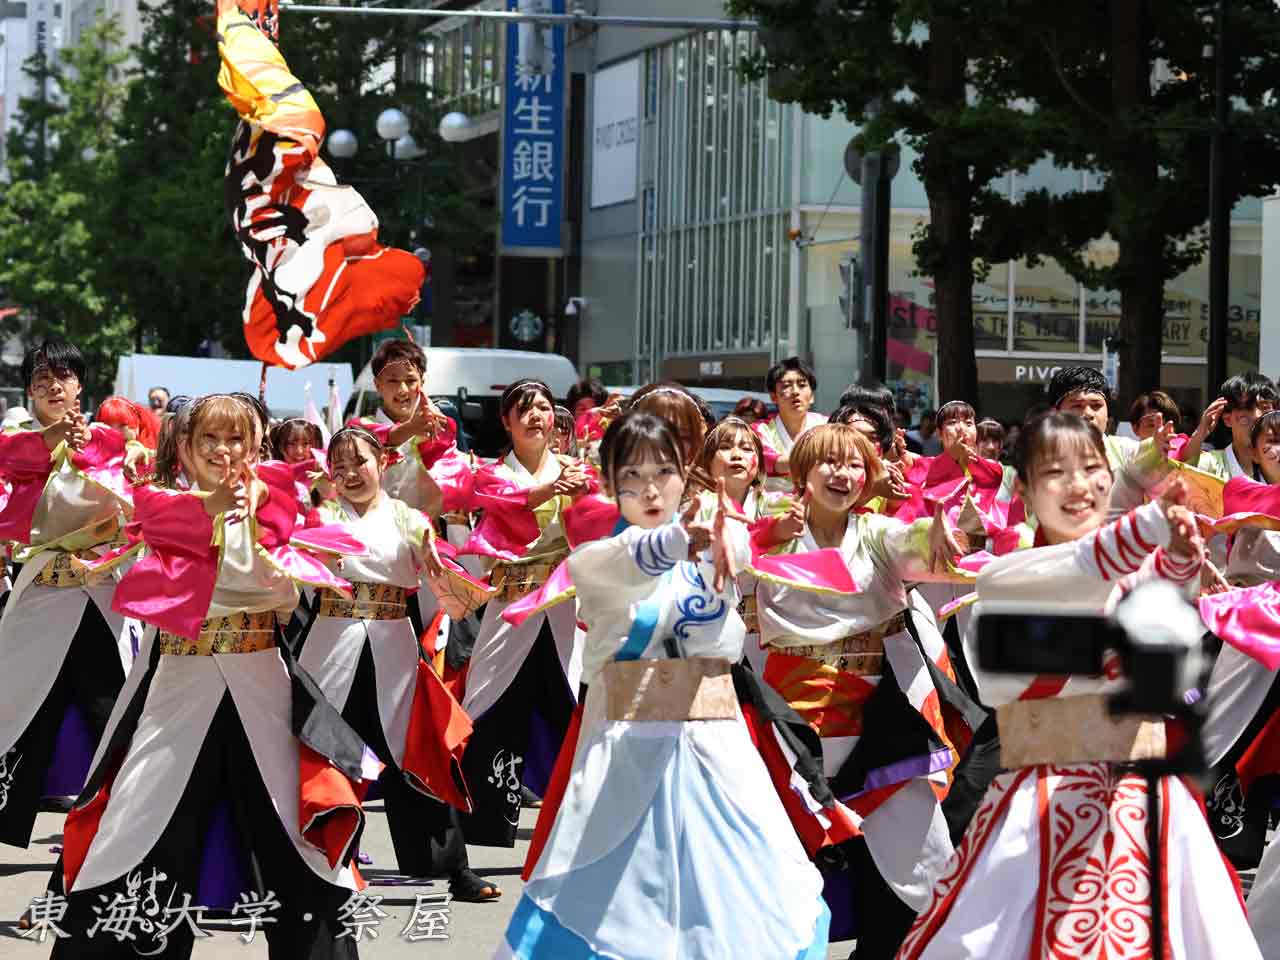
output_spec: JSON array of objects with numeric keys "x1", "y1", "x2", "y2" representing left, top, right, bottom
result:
[
  {"x1": 394, "y1": 133, "x2": 427, "y2": 160},
  {"x1": 438, "y1": 111, "x2": 473, "y2": 143},
  {"x1": 327, "y1": 128, "x2": 358, "y2": 159},
  {"x1": 376, "y1": 107, "x2": 411, "y2": 144}
]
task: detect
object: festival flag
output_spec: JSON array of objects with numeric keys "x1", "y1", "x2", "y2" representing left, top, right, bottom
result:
[{"x1": 216, "y1": 0, "x2": 425, "y2": 369}]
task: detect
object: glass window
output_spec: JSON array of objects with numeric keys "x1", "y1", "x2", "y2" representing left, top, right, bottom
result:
[{"x1": 1012, "y1": 257, "x2": 1081, "y2": 353}]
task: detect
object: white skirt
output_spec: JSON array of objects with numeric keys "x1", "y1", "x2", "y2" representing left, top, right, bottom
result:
[
  {"x1": 898, "y1": 762, "x2": 1261, "y2": 959},
  {"x1": 498, "y1": 684, "x2": 829, "y2": 959}
]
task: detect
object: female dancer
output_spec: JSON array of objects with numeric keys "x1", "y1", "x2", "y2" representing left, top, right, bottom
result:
[
  {"x1": 690, "y1": 416, "x2": 772, "y2": 672},
  {"x1": 299, "y1": 424, "x2": 499, "y2": 900},
  {"x1": 899, "y1": 412, "x2": 1259, "y2": 959},
  {"x1": 754, "y1": 422, "x2": 972, "y2": 957},
  {"x1": 54, "y1": 394, "x2": 375, "y2": 959},
  {"x1": 0, "y1": 339, "x2": 138, "y2": 850},
  {"x1": 459, "y1": 379, "x2": 592, "y2": 845},
  {"x1": 497, "y1": 411, "x2": 830, "y2": 959}
]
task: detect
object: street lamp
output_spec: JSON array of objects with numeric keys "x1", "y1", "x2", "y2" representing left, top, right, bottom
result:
[
  {"x1": 438, "y1": 111, "x2": 473, "y2": 143},
  {"x1": 327, "y1": 128, "x2": 358, "y2": 159},
  {"x1": 376, "y1": 107, "x2": 411, "y2": 144}
]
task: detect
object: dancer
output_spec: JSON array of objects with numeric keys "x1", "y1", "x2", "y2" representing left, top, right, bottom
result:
[
  {"x1": 458, "y1": 379, "x2": 591, "y2": 845},
  {"x1": 899, "y1": 412, "x2": 1259, "y2": 959},
  {"x1": 53, "y1": 393, "x2": 375, "y2": 959},
  {"x1": 755, "y1": 356, "x2": 828, "y2": 491},
  {"x1": 299, "y1": 424, "x2": 500, "y2": 900},
  {"x1": 1047, "y1": 365, "x2": 1175, "y2": 516},
  {"x1": 0, "y1": 339, "x2": 138, "y2": 849},
  {"x1": 753, "y1": 422, "x2": 972, "y2": 957},
  {"x1": 497, "y1": 411, "x2": 830, "y2": 959},
  {"x1": 690, "y1": 416, "x2": 772, "y2": 673}
]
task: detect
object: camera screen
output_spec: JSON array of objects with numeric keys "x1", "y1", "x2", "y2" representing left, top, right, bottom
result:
[{"x1": 977, "y1": 612, "x2": 1124, "y2": 676}]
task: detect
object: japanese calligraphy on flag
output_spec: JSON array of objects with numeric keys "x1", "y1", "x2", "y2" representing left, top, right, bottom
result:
[{"x1": 216, "y1": 0, "x2": 425, "y2": 369}]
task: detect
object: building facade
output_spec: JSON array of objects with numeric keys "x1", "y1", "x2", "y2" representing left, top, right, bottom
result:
[{"x1": 569, "y1": 1, "x2": 1264, "y2": 420}]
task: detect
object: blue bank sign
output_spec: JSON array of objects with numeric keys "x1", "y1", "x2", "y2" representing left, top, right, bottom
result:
[{"x1": 501, "y1": 0, "x2": 566, "y2": 255}]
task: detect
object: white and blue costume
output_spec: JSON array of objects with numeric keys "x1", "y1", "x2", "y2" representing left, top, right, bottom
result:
[{"x1": 497, "y1": 518, "x2": 829, "y2": 959}]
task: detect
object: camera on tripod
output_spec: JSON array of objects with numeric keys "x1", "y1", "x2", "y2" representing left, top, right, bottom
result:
[{"x1": 975, "y1": 580, "x2": 1208, "y2": 774}]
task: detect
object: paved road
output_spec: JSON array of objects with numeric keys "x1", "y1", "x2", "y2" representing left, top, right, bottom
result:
[{"x1": 0, "y1": 803, "x2": 852, "y2": 958}]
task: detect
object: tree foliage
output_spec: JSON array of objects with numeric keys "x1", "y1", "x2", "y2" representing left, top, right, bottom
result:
[
  {"x1": 1, "y1": 0, "x2": 491, "y2": 392},
  {"x1": 732, "y1": 0, "x2": 1280, "y2": 407},
  {"x1": 1, "y1": 19, "x2": 136, "y2": 397}
]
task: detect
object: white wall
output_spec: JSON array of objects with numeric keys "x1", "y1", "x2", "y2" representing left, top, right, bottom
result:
[{"x1": 1261, "y1": 195, "x2": 1280, "y2": 379}]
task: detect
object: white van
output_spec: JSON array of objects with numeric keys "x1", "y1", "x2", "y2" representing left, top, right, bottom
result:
[{"x1": 354, "y1": 348, "x2": 579, "y2": 456}]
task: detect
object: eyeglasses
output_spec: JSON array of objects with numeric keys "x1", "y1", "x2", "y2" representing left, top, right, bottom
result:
[{"x1": 30, "y1": 372, "x2": 80, "y2": 397}]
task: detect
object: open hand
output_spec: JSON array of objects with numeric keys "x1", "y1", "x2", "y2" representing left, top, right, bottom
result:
[
  {"x1": 928, "y1": 503, "x2": 965, "y2": 573},
  {"x1": 1194, "y1": 397, "x2": 1228, "y2": 440},
  {"x1": 774, "y1": 489, "x2": 810, "y2": 543}
]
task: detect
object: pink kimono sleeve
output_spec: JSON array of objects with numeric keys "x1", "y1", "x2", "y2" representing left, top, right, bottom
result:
[
  {"x1": 751, "y1": 420, "x2": 782, "y2": 477},
  {"x1": 113, "y1": 486, "x2": 218, "y2": 640},
  {"x1": 0, "y1": 430, "x2": 53, "y2": 543}
]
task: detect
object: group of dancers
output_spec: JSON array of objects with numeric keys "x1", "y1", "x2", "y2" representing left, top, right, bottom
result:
[{"x1": 2, "y1": 334, "x2": 1280, "y2": 958}]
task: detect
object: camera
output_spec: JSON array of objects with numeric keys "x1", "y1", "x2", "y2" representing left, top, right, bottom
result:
[{"x1": 976, "y1": 580, "x2": 1208, "y2": 769}]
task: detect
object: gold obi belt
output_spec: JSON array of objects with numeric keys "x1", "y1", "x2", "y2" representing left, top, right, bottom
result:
[
  {"x1": 997, "y1": 693, "x2": 1167, "y2": 768},
  {"x1": 316, "y1": 583, "x2": 408, "y2": 621},
  {"x1": 490, "y1": 553, "x2": 567, "y2": 603},
  {"x1": 770, "y1": 611, "x2": 907, "y2": 676},
  {"x1": 30, "y1": 534, "x2": 130, "y2": 589},
  {"x1": 601, "y1": 657, "x2": 737, "y2": 722},
  {"x1": 157, "y1": 610, "x2": 278, "y2": 656},
  {"x1": 32, "y1": 552, "x2": 92, "y2": 589},
  {"x1": 738, "y1": 595, "x2": 759, "y2": 634}
]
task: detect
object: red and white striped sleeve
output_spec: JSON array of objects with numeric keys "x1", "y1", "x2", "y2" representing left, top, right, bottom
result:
[{"x1": 1073, "y1": 500, "x2": 1169, "y2": 581}]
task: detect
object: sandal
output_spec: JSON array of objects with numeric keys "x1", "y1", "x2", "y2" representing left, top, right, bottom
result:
[
  {"x1": 449, "y1": 868, "x2": 502, "y2": 902},
  {"x1": 520, "y1": 784, "x2": 543, "y2": 809}
]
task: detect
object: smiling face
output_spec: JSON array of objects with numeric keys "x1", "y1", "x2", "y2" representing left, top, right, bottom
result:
[
  {"x1": 330, "y1": 435, "x2": 384, "y2": 508},
  {"x1": 374, "y1": 361, "x2": 425, "y2": 424},
  {"x1": 186, "y1": 417, "x2": 252, "y2": 492},
  {"x1": 1019, "y1": 437, "x2": 1113, "y2": 544},
  {"x1": 610, "y1": 454, "x2": 685, "y2": 528},
  {"x1": 1057, "y1": 390, "x2": 1110, "y2": 435},
  {"x1": 804, "y1": 451, "x2": 867, "y2": 516},
  {"x1": 28, "y1": 365, "x2": 82, "y2": 425}
]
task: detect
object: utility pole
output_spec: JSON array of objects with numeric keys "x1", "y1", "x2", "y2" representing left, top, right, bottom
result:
[
  {"x1": 1207, "y1": 0, "x2": 1231, "y2": 395},
  {"x1": 844, "y1": 110, "x2": 899, "y2": 386}
]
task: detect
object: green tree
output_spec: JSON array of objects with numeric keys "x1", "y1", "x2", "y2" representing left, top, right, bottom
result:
[
  {"x1": 733, "y1": 0, "x2": 1051, "y2": 404},
  {"x1": 972, "y1": 1, "x2": 1280, "y2": 407},
  {"x1": 0, "y1": 19, "x2": 136, "y2": 398}
]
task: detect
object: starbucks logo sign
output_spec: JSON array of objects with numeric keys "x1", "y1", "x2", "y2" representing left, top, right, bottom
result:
[{"x1": 510, "y1": 309, "x2": 544, "y2": 344}]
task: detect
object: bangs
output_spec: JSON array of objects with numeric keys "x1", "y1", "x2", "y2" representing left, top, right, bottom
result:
[
  {"x1": 600, "y1": 412, "x2": 684, "y2": 492},
  {"x1": 1017, "y1": 412, "x2": 1109, "y2": 482},
  {"x1": 790, "y1": 423, "x2": 881, "y2": 495},
  {"x1": 630, "y1": 387, "x2": 706, "y2": 458},
  {"x1": 695, "y1": 418, "x2": 763, "y2": 479},
  {"x1": 327, "y1": 426, "x2": 382, "y2": 467},
  {"x1": 937, "y1": 400, "x2": 975, "y2": 426},
  {"x1": 190, "y1": 395, "x2": 257, "y2": 442},
  {"x1": 502, "y1": 380, "x2": 554, "y2": 418}
]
